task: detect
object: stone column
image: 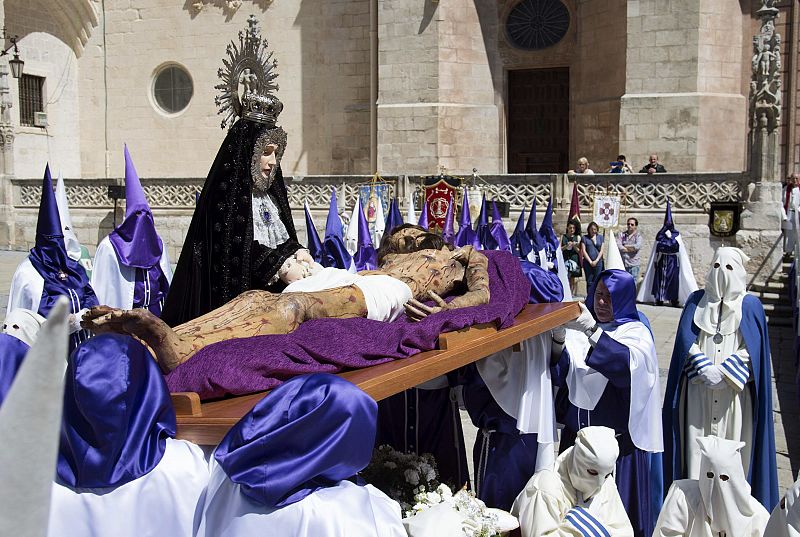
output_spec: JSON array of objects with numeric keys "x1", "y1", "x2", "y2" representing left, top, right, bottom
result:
[
  {"x1": 619, "y1": 0, "x2": 747, "y2": 172},
  {"x1": 739, "y1": 1, "x2": 784, "y2": 277},
  {"x1": 0, "y1": 61, "x2": 16, "y2": 248},
  {"x1": 376, "y1": 0, "x2": 501, "y2": 175}
]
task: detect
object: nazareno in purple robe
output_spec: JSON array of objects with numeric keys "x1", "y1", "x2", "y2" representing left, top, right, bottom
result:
[
  {"x1": 551, "y1": 270, "x2": 659, "y2": 537},
  {"x1": 651, "y1": 200, "x2": 681, "y2": 303}
]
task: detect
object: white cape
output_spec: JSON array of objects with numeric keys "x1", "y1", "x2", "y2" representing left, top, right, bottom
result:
[
  {"x1": 48, "y1": 438, "x2": 209, "y2": 537},
  {"x1": 512, "y1": 442, "x2": 634, "y2": 537},
  {"x1": 765, "y1": 478, "x2": 800, "y2": 537},
  {"x1": 654, "y1": 480, "x2": 769, "y2": 537},
  {"x1": 563, "y1": 321, "x2": 663, "y2": 452},
  {"x1": 6, "y1": 257, "x2": 45, "y2": 315},
  {"x1": 476, "y1": 333, "x2": 556, "y2": 442},
  {"x1": 195, "y1": 459, "x2": 407, "y2": 537},
  {"x1": 636, "y1": 234, "x2": 698, "y2": 306},
  {"x1": 91, "y1": 236, "x2": 173, "y2": 310},
  {"x1": 555, "y1": 246, "x2": 573, "y2": 301}
]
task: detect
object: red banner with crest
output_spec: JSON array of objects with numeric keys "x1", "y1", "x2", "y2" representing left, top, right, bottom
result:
[{"x1": 423, "y1": 177, "x2": 459, "y2": 232}]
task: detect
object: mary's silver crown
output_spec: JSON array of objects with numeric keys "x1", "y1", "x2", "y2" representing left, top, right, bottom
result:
[{"x1": 215, "y1": 15, "x2": 283, "y2": 129}]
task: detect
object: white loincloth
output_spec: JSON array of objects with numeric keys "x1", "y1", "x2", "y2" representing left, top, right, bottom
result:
[{"x1": 283, "y1": 267, "x2": 413, "y2": 322}]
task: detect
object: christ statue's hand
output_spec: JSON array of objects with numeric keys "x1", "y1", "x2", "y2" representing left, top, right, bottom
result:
[{"x1": 404, "y1": 291, "x2": 449, "y2": 321}]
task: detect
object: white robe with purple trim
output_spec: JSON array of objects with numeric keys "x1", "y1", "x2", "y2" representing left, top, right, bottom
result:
[
  {"x1": 47, "y1": 438, "x2": 208, "y2": 537},
  {"x1": 195, "y1": 459, "x2": 407, "y2": 537},
  {"x1": 91, "y1": 236, "x2": 173, "y2": 310}
]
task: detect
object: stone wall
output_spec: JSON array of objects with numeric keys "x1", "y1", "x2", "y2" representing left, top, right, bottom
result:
[
  {"x1": 620, "y1": 0, "x2": 748, "y2": 172},
  {"x1": 8, "y1": 172, "x2": 754, "y2": 286},
  {"x1": 35, "y1": 1, "x2": 373, "y2": 179},
  {"x1": 5, "y1": 0, "x2": 83, "y2": 178}
]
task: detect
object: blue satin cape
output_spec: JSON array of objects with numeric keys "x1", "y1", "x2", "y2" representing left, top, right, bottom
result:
[{"x1": 662, "y1": 290, "x2": 779, "y2": 510}]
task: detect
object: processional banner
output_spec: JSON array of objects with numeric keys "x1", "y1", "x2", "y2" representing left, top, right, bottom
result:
[
  {"x1": 423, "y1": 176, "x2": 459, "y2": 232},
  {"x1": 593, "y1": 195, "x2": 621, "y2": 229}
]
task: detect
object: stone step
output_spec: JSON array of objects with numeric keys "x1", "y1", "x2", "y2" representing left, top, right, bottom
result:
[
  {"x1": 767, "y1": 315, "x2": 794, "y2": 327},
  {"x1": 749, "y1": 290, "x2": 785, "y2": 302},
  {"x1": 763, "y1": 302, "x2": 794, "y2": 315},
  {"x1": 750, "y1": 280, "x2": 789, "y2": 292}
]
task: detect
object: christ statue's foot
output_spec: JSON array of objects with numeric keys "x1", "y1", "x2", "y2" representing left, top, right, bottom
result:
[
  {"x1": 81, "y1": 306, "x2": 154, "y2": 337},
  {"x1": 82, "y1": 306, "x2": 187, "y2": 373}
]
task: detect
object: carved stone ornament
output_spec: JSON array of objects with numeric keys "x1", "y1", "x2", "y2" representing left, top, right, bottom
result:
[
  {"x1": 749, "y1": 0, "x2": 782, "y2": 132},
  {"x1": 214, "y1": 15, "x2": 283, "y2": 129}
]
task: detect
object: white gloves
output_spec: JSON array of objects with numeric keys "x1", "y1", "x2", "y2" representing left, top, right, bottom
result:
[
  {"x1": 69, "y1": 308, "x2": 90, "y2": 334},
  {"x1": 697, "y1": 364, "x2": 727, "y2": 390},
  {"x1": 564, "y1": 302, "x2": 596, "y2": 333}
]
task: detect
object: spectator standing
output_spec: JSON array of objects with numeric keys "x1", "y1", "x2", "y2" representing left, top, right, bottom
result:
[
  {"x1": 639, "y1": 154, "x2": 667, "y2": 174},
  {"x1": 560, "y1": 219, "x2": 582, "y2": 297},
  {"x1": 608, "y1": 155, "x2": 634, "y2": 174},
  {"x1": 616, "y1": 218, "x2": 643, "y2": 280},
  {"x1": 568, "y1": 157, "x2": 594, "y2": 175},
  {"x1": 581, "y1": 221, "x2": 605, "y2": 292}
]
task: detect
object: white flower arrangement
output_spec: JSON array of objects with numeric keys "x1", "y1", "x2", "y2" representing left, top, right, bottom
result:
[
  {"x1": 406, "y1": 483, "x2": 505, "y2": 537},
  {"x1": 361, "y1": 445, "x2": 441, "y2": 513}
]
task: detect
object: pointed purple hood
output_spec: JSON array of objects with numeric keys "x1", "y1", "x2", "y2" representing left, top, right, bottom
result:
[
  {"x1": 454, "y1": 187, "x2": 481, "y2": 249},
  {"x1": 418, "y1": 199, "x2": 430, "y2": 230},
  {"x1": 384, "y1": 197, "x2": 404, "y2": 235},
  {"x1": 510, "y1": 208, "x2": 532, "y2": 259},
  {"x1": 322, "y1": 189, "x2": 352, "y2": 269},
  {"x1": 325, "y1": 189, "x2": 344, "y2": 241},
  {"x1": 354, "y1": 197, "x2": 377, "y2": 270},
  {"x1": 304, "y1": 204, "x2": 323, "y2": 264},
  {"x1": 489, "y1": 201, "x2": 511, "y2": 252},
  {"x1": 28, "y1": 165, "x2": 98, "y2": 321},
  {"x1": 526, "y1": 198, "x2": 545, "y2": 251},
  {"x1": 538, "y1": 196, "x2": 559, "y2": 250},
  {"x1": 108, "y1": 145, "x2": 164, "y2": 269}
]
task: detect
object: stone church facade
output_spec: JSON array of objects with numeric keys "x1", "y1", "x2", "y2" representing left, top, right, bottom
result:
[
  {"x1": 1, "y1": 0, "x2": 797, "y2": 180},
  {"x1": 0, "y1": 0, "x2": 792, "y2": 282}
]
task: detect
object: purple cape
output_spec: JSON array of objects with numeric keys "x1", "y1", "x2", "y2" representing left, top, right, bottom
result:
[
  {"x1": 0, "y1": 334, "x2": 30, "y2": 407},
  {"x1": 166, "y1": 250, "x2": 531, "y2": 399}
]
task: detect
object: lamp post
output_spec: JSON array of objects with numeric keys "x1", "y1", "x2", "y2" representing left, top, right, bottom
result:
[{"x1": 0, "y1": 29, "x2": 23, "y2": 79}]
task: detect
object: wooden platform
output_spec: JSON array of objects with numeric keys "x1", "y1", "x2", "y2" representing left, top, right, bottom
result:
[{"x1": 172, "y1": 301, "x2": 580, "y2": 445}]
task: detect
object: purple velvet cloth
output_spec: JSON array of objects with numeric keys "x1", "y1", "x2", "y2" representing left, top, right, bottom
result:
[{"x1": 165, "y1": 250, "x2": 530, "y2": 399}]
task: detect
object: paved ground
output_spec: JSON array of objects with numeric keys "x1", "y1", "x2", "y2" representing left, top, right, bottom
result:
[
  {"x1": 459, "y1": 301, "x2": 799, "y2": 493},
  {"x1": 0, "y1": 249, "x2": 795, "y2": 492}
]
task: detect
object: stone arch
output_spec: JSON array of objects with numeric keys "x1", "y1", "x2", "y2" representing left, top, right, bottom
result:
[{"x1": 4, "y1": 0, "x2": 97, "y2": 57}]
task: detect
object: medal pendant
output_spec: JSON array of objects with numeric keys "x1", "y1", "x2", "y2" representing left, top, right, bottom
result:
[
  {"x1": 262, "y1": 211, "x2": 271, "y2": 224},
  {"x1": 713, "y1": 332, "x2": 723, "y2": 344}
]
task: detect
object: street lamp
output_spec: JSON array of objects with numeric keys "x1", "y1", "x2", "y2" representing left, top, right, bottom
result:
[{"x1": 0, "y1": 29, "x2": 23, "y2": 79}]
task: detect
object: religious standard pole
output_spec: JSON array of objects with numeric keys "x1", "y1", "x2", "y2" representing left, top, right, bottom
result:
[{"x1": 740, "y1": 0, "x2": 784, "y2": 279}]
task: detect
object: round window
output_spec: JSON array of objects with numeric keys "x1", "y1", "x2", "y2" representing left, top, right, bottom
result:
[
  {"x1": 506, "y1": 0, "x2": 570, "y2": 50},
  {"x1": 152, "y1": 65, "x2": 193, "y2": 114}
]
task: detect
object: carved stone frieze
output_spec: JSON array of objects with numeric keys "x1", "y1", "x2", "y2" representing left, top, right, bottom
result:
[
  {"x1": 575, "y1": 179, "x2": 741, "y2": 211},
  {"x1": 14, "y1": 174, "x2": 745, "y2": 214},
  {"x1": 749, "y1": 1, "x2": 782, "y2": 132}
]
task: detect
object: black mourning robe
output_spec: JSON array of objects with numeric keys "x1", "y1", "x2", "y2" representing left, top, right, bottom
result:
[{"x1": 161, "y1": 120, "x2": 301, "y2": 327}]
